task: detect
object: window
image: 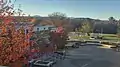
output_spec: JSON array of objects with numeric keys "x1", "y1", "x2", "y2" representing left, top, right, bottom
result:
[
  {"x1": 44, "y1": 28, "x2": 45, "y2": 30},
  {"x1": 37, "y1": 28, "x2": 39, "y2": 31}
]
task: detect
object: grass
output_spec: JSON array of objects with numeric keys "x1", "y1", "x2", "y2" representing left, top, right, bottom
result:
[
  {"x1": 70, "y1": 35, "x2": 90, "y2": 40},
  {"x1": 69, "y1": 33, "x2": 120, "y2": 45},
  {"x1": 101, "y1": 34, "x2": 117, "y2": 37},
  {"x1": 101, "y1": 34, "x2": 120, "y2": 41},
  {"x1": 70, "y1": 33, "x2": 120, "y2": 42}
]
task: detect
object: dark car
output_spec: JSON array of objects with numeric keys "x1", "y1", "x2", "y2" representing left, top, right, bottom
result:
[{"x1": 72, "y1": 42, "x2": 80, "y2": 48}]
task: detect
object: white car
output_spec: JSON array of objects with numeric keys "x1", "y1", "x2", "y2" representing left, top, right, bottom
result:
[{"x1": 34, "y1": 60, "x2": 53, "y2": 67}]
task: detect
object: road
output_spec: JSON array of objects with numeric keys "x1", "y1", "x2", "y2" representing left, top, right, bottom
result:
[{"x1": 53, "y1": 45, "x2": 120, "y2": 67}]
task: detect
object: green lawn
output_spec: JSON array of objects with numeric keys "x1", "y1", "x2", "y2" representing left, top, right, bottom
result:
[
  {"x1": 70, "y1": 33, "x2": 120, "y2": 42},
  {"x1": 101, "y1": 34, "x2": 120, "y2": 41},
  {"x1": 101, "y1": 34, "x2": 117, "y2": 37},
  {"x1": 70, "y1": 35, "x2": 90, "y2": 40}
]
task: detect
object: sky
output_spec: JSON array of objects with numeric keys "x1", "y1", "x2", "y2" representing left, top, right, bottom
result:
[{"x1": 13, "y1": 0, "x2": 120, "y2": 20}]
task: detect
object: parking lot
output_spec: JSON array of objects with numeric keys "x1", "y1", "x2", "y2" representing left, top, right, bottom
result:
[
  {"x1": 29, "y1": 42, "x2": 120, "y2": 67},
  {"x1": 53, "y1": 45, "x2": 120, "y2": 67}
]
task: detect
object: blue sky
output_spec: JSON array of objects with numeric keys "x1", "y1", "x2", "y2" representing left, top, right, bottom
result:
[{"x1": 13, "y1": 0, "x2": 120, "y2": 20}]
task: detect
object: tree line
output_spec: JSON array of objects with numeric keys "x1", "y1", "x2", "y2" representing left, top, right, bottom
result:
[
  {"x1": 14, "y1": 12, "x2": 120, "y2": 34},
  {"x1": 45, "y1": 12, "x2": 120, "y2": 34}
]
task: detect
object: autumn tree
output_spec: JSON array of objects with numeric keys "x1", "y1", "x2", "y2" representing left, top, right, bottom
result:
[
  {"x1": 0, "y1": 0, "x2": 33, "y2": 66},
  {"x1": 49, "y1": 27, "x2": 68, "y2": 50},
  {"x1": 48, "y1": 12, "x2": 68, "y2": 49},
  {"x1": 79, "y1": 22, "x2": 92, "y2": 36}
]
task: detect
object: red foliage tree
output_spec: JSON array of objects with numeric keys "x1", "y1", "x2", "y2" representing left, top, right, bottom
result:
[
  {"x1": 50, "y1": 26, "x2": 68, "y2": 50},
  {"x1": 0, "y1": 0, "x2": 33, "y2": 66}
]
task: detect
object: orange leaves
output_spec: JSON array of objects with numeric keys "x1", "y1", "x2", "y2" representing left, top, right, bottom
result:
[
  {"x1": 3, "y1": 16, "x2": 13, "y2": 24},
  {"x1": 0, "y1": 1, "x2": 34, "y2": 66},
  {"x1": 0, "y1": 23, "x2": 33, "y2": 65}
]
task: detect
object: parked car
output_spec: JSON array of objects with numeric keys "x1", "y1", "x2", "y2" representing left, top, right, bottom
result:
[
  {"x1": 34, "y1": 60, "x2": 53, "y2": 67},
  {"x1": 72, "y1": 42, "x2": 80, "y2": 48}
]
